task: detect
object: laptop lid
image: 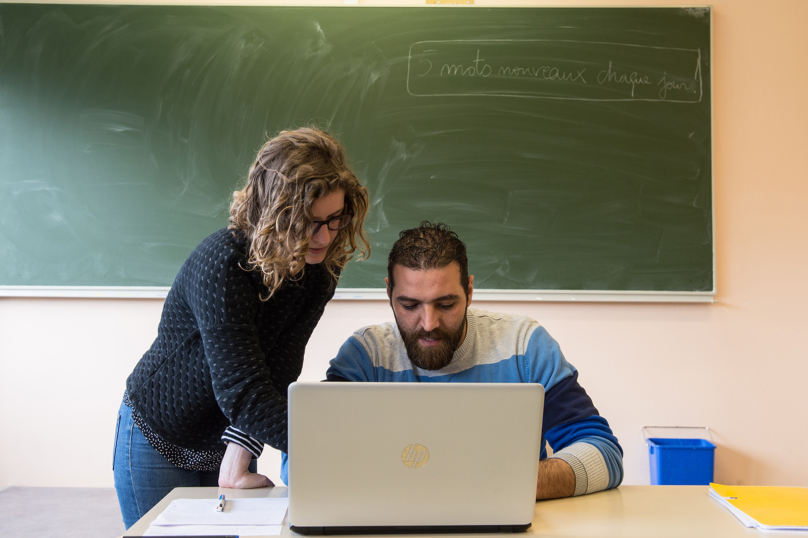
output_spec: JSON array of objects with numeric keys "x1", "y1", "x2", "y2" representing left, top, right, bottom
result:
[{"x1": 287, "y1": 382, "x2": 544, "y2": 534}]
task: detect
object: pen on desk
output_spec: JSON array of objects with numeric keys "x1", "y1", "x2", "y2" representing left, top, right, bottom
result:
[{"x1": 216, "y1": 493, "x2": 226, "y2": 512}]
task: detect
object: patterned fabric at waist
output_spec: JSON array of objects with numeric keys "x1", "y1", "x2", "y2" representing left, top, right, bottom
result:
[{"x1": 123, "y1": 391, "x2": 224, "y2": 472}]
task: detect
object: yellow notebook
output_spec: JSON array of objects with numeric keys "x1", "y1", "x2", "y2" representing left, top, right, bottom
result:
[{"x1": 710, "y1": 483, "x2": 808, "y2": 528}]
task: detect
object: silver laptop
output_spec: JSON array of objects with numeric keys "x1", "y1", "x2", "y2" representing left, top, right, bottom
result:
[{"x1": 287, "y1": 382, "x2": 544, "y2": 535}]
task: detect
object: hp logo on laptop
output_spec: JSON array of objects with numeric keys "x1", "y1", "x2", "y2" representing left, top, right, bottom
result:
[{"x1": 401, "y1": 444, "x2": 429, "y2": 469}]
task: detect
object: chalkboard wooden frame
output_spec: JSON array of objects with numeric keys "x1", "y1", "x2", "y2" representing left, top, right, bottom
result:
[
  {"x1": 0, "y1": 4, "x2": 715, "y2": 302},
  {"x1": 0, "y1": 286, "x2": 714, "y2": 302}
]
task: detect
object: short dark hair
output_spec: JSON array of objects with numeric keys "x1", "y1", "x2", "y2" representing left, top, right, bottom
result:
[{"x1": 387, "y1": 221, "x2": 469, "y2": 295}]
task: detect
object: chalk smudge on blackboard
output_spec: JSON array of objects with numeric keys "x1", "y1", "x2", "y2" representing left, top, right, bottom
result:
[
  {"x1": 681, "y1": 8, "x2": 709, "y2": 19},
  {"x1": 303, "y1": 21, "x2": 333, "y2": 59},
  {"x1": 366, "y1": 137, "x2": 425, "y2": 233},
  {"x1": 78, "y1": 109, "x2": 145, "y2": 153},
  {"x1": 6, "y1": 180, "x2": 62, "y2": 197}
]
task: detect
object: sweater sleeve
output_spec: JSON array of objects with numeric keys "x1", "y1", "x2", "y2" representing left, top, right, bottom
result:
[
  {"x1": 200, "y1": 318, "x2": 290, "y2": 452},
  {"x1": 193, "y1": 259, "x2": 333, "y2": 454},
  {"x1": 222, "y1": 426, "x2": 264, "y2": 458},
  {"x1": 523, "y1": 326, "x2": 624, "y2": 495},
  {"x1": 546, "y1": 417, "x2": 624, "y2": 495},
  {"x1": 326, "y1": 334, "x2": 377, "y2": 382}
]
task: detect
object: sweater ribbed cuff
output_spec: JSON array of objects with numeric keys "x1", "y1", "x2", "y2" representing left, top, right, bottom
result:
[
  {"x1": 548, "y1": 442, "x2": 609, "y2": 496},
  {"x1": 222, "y1": 426, "x2": 264, "y2": 458}
]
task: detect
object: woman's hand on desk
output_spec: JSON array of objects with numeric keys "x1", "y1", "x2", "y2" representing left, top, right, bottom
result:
[{"x1": 219, "y1": 441, "x2": 274, "y2": 488}]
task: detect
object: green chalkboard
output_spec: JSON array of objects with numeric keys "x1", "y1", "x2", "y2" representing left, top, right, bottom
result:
[{"x1": 0, "y1": 4, "x2": 713, "y2": 296}]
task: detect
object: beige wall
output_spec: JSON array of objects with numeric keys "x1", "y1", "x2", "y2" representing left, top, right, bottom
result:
[{"x1": 1, "y1": 0, "x2": 807, "y2": 490}]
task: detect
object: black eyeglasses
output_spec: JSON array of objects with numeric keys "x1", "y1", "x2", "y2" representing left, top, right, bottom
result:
[{"x1": 311, "y1": 212, "x2": 354, "y2": 234}]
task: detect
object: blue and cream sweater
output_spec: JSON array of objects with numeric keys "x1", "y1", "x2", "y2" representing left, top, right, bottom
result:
[{"x1": 322, "y1": 307, "x2": 624, "y2": 496}]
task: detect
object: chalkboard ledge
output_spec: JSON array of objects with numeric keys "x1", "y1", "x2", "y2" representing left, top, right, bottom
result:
[
  {"x1": 0, "y1": 286, "x2": 170, "y2": 299},
  {"x1": 333, "y1": 289, "x2": 715, "y2": 303},
  {"x1": 1, "y1": 287, "x2": 715, "y2": 303}
]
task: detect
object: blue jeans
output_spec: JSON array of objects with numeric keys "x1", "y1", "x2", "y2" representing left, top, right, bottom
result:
[{"x1": 113, "y1": 401, "x2": 257, "y2": 529}]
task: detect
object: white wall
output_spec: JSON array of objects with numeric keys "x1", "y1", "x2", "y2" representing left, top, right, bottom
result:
[{"x1": 1, "y1": 0, "x2": 807, "y2": 490}]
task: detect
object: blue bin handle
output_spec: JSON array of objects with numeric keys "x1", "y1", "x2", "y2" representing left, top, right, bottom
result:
[{"x1": 642, "y1": 426, "x2": 714, "y2": 445}]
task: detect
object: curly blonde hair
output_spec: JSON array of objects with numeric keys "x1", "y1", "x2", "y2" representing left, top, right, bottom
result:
[{"x1": 228, "y1": 127, "x2": 370, "y2": 298}]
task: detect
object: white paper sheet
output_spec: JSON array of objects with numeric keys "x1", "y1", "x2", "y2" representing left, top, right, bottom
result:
[
  {"x1": 150, "y1": 498, "x2": 288, "y2": 526},
  {"x1": 144, "y1": 524, "x2": 283, "y2": 536}
]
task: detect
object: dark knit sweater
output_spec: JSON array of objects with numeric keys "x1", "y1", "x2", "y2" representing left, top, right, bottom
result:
[{"x1": 126, "y1": 228, "x2": 336, "y2": 454}]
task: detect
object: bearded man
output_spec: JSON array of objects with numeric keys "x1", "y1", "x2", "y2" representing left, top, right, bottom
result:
[{"x1": 324, "y1": 222, "x2": 623, "y2": 500}]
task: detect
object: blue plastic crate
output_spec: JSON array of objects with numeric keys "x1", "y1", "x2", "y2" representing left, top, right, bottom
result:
[{"x1": 647, "y1": 438, "x2": 716, "y2": 485}]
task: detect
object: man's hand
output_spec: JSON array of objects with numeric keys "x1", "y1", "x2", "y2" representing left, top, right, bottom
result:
[
  {"x1": 536, "y1": 457, "x2": 576, "y2": 500},
  {"x1": 218, "y1": 442, "x2": 274, "y2": 489}
]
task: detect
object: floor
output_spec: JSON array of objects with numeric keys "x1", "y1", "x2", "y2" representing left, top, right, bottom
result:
[{"x1": 0, "y1": 486, "x2": 125, "y2": 538}]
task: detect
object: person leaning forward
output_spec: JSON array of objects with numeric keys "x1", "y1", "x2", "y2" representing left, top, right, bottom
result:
[
  {"x1": 308, "y1": 221, "x2": 623, "y2": 500},
  {"x1": 115, "y1": 127, "x2": 370, "y2": 529}
]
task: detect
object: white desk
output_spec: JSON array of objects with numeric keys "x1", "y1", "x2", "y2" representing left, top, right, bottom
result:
[{"x1": 124, "y1": 485, "x2": 760, "y2": 538}]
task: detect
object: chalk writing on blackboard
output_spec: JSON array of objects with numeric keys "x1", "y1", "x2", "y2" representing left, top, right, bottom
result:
[{"x1": 407, "y1": 40, "x2": 702, "y2": 102}]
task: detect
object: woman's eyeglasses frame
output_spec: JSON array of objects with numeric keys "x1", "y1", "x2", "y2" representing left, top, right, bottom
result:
[{"x1": 311, "y1": 211, "x2": 354, "y2": 235}]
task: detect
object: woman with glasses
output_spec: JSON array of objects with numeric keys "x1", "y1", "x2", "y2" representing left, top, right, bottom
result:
[{"x1": 113, "y1": 127, "x2": 370, "y2": 529}]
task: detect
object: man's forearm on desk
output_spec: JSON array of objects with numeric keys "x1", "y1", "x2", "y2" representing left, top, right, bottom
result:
[{"x1": 536, "y1": 457, "x2": 576, "y2": 500}]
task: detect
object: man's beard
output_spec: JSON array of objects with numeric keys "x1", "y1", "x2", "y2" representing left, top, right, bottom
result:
[{"x1": 399, "y1": 312, "x2": 467, "y2": 371}]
